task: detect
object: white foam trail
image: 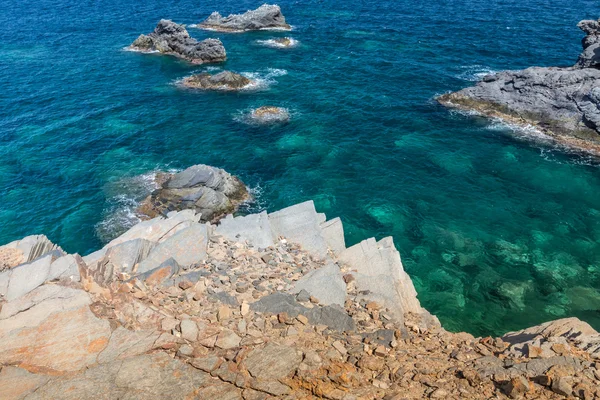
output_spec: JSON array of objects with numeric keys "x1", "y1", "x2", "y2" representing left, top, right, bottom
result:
[{"x1": 122, "y1": 46, "x2": 160, "y2": 54}]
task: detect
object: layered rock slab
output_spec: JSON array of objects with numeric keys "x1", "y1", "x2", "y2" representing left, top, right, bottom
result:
[
  {"x1": 129, "y1": 19, "x2": 226, "y2": 64},
  {"x1": 197, "y1": 4, "x2": 291, "y2": 32}
]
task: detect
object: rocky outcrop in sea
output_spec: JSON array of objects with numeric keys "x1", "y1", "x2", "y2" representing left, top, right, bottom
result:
[
  {"x1": 1, "y1": 197, "x2": 600, "y2": 399},
  {"x1": 180, "y1": 71, "x2": 254, "y2": 90},
  {"x1": 439, "y1": 17, "x2": 600, "y2": 154},
  {"x1": 129, "y1": 19, "x2": 226, "y2": 64},
  {"x1": 138, "y1": 164, "x2": 249, "y2": 223},
  {"x1": 197, "y1": 4, "x2": 291, "y2": 32}
]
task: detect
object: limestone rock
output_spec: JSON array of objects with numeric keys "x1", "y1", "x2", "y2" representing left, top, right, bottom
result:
[
  {"x1": 0, "y1": 286, "x2": 111, "y2": 373},
  {"x1": 0, "y1": 366, "x2": 50, "y2": 400},
  {"x1": 244, "y1": 342, "x2": 302, "y2": 380},
  {"x1": 129, "y1": 19, "x2": 226, "y2": 64},
  {"x1": 181, "y1": 71, "x2": 253, "y2": 91},
  {"x1": 503, "y1": 317, "x2": 600, "y2": 358},
  {"x1": 138, "y1": 164, "x2": 249, "y2": 223},
  {"x1": 216, "y1": 211, "x2": 275, "y2": 248},
  {"x1": 198, "y1": 4, "x2": 291, "y2": 32},
  {"x1": 291, "y1": 262, "x2": 346, "y2": 307},
  {"x1": 0, "y1": 251, "x2": 65, "y2": 302},
  {"x1": 136, "y1": 224, "x2": 207, "y2": 274},
  {"x1": 25, "y1": 352, "x2": 211, "y2": 399},
  {"x1": 268, "y1": 201, "x2": 329, "y2": 258},
  {"x1": 338, "y1": 236, "x2": 432, "y2": 325}
]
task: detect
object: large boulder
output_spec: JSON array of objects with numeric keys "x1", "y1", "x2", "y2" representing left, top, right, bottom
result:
[
  {"x1": 138, "y1": 164, "x2": 249, "y2": 223},
  {"x1": 180, "y1": 71, "x2": 254, "y2": 91},
  {"x1": 439, "y1": 17, "x2": 600, "y2": 154},
  {"x1": 129, "y1": 19, "x2": 226, "y2": 64},
  {"x1": 198, "y1": 4, "x2": 291, "y2": 32}
]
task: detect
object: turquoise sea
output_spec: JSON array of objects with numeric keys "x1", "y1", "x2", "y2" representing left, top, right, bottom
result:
[{"x1": 2, "y1": 0, "x2": 600, "y2": 336}]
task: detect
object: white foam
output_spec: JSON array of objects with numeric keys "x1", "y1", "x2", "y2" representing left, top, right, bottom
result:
[
  {"x1": 256, "y1": 37, "x2": 299, "y2": 48},
  {"x1": 122, "y1": 46, "x2": 160, "y2": 54},
  {"x1": 455, "y1": 65, "x2": 497, "y2": 82},
  {"x1": 95, "y1": 169, "x2": 178, "y2": 243}
]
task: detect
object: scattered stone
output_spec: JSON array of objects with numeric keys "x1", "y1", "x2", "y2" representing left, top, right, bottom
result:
[
  {"x1": 180, "y1": 319, "x2": 199, "y2": 341},
  {"x1": 215, "y1": 330, "x2": 241, "y2": 349}
]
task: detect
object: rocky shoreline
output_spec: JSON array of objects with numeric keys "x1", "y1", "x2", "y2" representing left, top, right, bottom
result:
[
  {"x1": 439, "y1": 17, "x2": 600, "y2": 155},
  {"x1": 1, "y1": 183, "x2": 600, "y2": 398}
]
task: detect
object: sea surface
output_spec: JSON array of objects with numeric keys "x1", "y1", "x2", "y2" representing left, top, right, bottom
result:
[{"x1": 2, "y1": 0, "x2": 600, "y2": 336}]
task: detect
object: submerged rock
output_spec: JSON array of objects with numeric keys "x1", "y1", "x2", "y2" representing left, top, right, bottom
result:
[
  {"x1": 197, "y1": 4, "x2": 291, "y2": 32},
  {"x1": 250, "y1": 106, "x2": 290, "y2": 122},
  {"x1": 438, "y1": 17, "x2": 600, "y2": 154},
  {"x1": 181, "y1": 71, "x2": 253, "y2": 90},
  {"x1": 129, "y1": 19, "x2": 226, "y2": 64},
  {"x1": 138, "y1": 164, "x2": 249, "y2": 223}
]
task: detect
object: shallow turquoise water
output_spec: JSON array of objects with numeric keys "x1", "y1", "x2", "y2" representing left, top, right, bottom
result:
[{"x1": 2, "y1": 0, "x2": 600, "y2": 336}]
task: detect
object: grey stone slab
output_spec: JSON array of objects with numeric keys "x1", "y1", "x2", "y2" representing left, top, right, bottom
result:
[
  {"x1": 320, "y1": 217, "x2": 346, "y2": 255},
  {"x1": 251, "y1": 292, "x2": 354, "y2": 332},
  {"x1": 215, "y1": 212, "x2": 275, "y2": 249},
  {"x1": 136, "y1": 224, "x2": 207, "y2": 274},
  {"x1": 5, "y1": 253, "x2": 54, "y2": 301},
  {"x1": 268, "y1": 201, "x2": 328, "y2": 258},
  {"x1": 338, "y1": 237, "x2": 423, "y2": 323},
  {"x1": 291, "y1": 262, "x2": 346, "y2": 307}
]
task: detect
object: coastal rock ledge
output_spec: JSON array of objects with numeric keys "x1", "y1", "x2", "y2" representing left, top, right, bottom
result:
[
  {"x1": 129, "y1": 19, "x2": 226, "y2": 64},
  {"x1": 439, "y1": 17, "x2": 600, "y2": 154},
  {"x1": 1, "y1": 199, "x2": 600, "y2": 399},
  {"x1": 197, "y1": 4, "x2": 291, "y2": 32},
  {"x1": 138, "y1": 164, "x2": 250, "y2": 223}
]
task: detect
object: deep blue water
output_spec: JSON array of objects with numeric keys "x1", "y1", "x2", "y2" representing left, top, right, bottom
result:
[{"x1": 2, "y1": 0, "x2": 600, "y2": 336}]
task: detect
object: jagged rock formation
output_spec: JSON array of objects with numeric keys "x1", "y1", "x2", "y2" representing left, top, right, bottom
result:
[
  {"x1": 181, "y1": 71, "x2": 254, "y2": 90},
  {"x1": 439, "y1": 17, "x2": 600, "y2": 154},
  {"x1": 128, "y1": 19, "x2": 226, "y2": 64},
  {"x1": 138, "y1": 164, "x2": 249, "y2": 223},
  {"x1": 577, "y1": 18, "x2": 600, "y2": 68},
  {"x1": 1, "y1": 201, "x2": 599, "y2": 399},
  {"x1": 251, "y1": 106, "x2": 290, "y2": 122},
  {"x1": 197, "y1": 4, "x2": 291, "y2": 32}
]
